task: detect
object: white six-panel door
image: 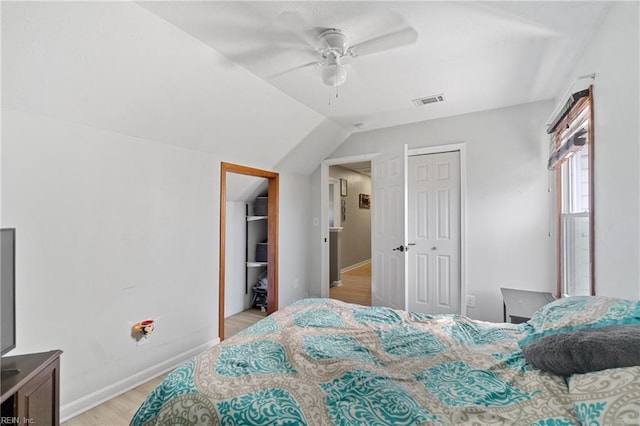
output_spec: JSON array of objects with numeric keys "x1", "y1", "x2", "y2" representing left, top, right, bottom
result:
[
  {"x1": 407, "y1": 151, "x2": 461, "y2": 314},
  {"x1": 371, "y1": 145, "x2": 407, "y2": 310}
]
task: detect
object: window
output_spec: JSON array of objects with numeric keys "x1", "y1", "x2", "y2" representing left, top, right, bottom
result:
[{"x1": 548, "y1": 87, "x2": 594, "y2": 297}]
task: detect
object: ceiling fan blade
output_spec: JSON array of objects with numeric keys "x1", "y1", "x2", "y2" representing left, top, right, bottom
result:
[
  {"x1": 349, "y1": 26, "x2": 418, "y2": 57},
  {"x1": 274, "y1": 11, "x2": 319, "y2": 50},
  {"x1": 269, "y1": 61, "x2": 321, "y2": 79}
]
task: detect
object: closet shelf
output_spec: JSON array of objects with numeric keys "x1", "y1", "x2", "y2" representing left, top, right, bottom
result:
[{"x1": 246, "y1": 197, "x2": 268, "y2": 307}]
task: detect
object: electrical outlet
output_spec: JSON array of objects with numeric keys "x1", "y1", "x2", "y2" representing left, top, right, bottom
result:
[{"x1": 466, "y1": 295, "x2": 476, "y2": 308}]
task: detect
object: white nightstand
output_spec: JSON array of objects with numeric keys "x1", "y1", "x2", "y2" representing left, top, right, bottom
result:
[{"x1": 500, "y1": 288, "x2": 556, "y2": 324}]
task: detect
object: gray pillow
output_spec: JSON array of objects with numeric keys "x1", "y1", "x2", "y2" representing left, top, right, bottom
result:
[{"x1": 521, "y1": 325, "x2": 640, "y2": 376}]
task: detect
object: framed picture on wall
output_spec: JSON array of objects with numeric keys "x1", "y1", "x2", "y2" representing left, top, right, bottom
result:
[
  {"x1": 340, "y1": 179, "x2": 347, "y2": 196},
  {"x1": 359, "y1": 193, "x2": 370, "y2": 209}
]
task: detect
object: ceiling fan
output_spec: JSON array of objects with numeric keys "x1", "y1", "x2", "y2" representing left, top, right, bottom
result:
[{"x1": 275, "y1": 23, "x2": 418, "y2": 87}]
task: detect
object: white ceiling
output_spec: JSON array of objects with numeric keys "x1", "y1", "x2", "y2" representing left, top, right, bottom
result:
[
  {"x1": 2, "y1": 1, "x2": 328, "y2": 171},
  {"x1": 138, "y1": 1, "x2": 610, "y2": 133}
]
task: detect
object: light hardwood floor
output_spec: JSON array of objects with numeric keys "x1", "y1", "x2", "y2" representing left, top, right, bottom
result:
[
  {"x1": 62, "y1": 374, "x2": 167, "y2": 426},
  {"x1": 62, "y1": 308, "x2": 266, "y2": 426},
  {"x1": 330, "y1": 262, "x2": 372, "y2": 306},
  {"x1": 224, "y1": 307, "x2": 267, "y2": 338}
]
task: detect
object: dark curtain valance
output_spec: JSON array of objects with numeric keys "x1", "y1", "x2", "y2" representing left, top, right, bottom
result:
[{"x1": 546, "y1": 88, "x2": 590, "y2": 134}]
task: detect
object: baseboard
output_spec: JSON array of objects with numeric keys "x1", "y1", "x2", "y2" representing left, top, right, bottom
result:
[
  {"x1": 60, "y1": 338, "x2": 220, "y2": 422},
  {"x1": 341, "y1": 259, "x2": 371, "y2": 273}
]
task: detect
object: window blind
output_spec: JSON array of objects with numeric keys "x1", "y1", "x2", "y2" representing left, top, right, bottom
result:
[{"x1": 547, "y1": 87, "x2": 592, "y2": 170}]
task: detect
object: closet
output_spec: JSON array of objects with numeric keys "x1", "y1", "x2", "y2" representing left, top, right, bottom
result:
[
  {"x1": 224, "y1": 187, "x2": 268, "y2": 316},
  {"x1": 246, "y1": 196, "x2": 268, "y2": 311},
  {"x1": 220, "y1": 162, "x2": 279, "y2": 341}
]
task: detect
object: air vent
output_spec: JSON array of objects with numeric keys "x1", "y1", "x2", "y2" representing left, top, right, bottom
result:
[{"x1": 412, "y1": 94, "x2": 446, "y2": 107}]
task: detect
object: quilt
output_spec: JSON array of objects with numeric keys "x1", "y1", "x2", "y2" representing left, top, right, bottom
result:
[{"x1": 131, "y1": 298, "x2": 580, "y2": 425}]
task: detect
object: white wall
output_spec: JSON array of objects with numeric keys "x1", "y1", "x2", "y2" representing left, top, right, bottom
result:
[
  {"x1": 278, "y1": 172, "x2": 312, "y2": 307},
  {"x1": 556, "y1": 2, "x2": 639, "y2": 300},
  {"x1": 1, "y1": 109, "x2": 219, "y2": 410},
  {"x1": 322, "y1": 100, "x2": 555, "y2": 322},
  {"x1": 308, "y1": 169, "x2": 324, "y2": 298},
  {"x1": 224, "y1": 201, "x2": 252, "y2": 317}
]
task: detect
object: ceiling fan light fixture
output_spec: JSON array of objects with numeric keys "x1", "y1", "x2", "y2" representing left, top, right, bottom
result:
[
  {"x1": 322, "y1": 63, "x2": 347, "y2": 87},
  {"x1": 319, "y1": 29, "x2": 349, "y2": 55}
]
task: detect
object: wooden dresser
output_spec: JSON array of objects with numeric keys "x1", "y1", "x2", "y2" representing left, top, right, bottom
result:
[{"x1": 1, "y1": 350, "x2": 63, "y2": 425}]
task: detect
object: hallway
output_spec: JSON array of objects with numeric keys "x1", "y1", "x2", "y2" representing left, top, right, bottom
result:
[{"x1": 329, "y1": 262, "x2": 371, "y2": 306}]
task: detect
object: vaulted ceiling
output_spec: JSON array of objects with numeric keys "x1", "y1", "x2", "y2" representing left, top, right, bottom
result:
[
  {"x1": 139, "y1": 1, "x2": 610, "y2": 132},
  {"x1": 3, "y1": 1, "x2": 611, "y2": 176}
]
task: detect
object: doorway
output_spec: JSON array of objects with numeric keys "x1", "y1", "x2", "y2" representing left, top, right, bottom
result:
[
  {"x1": 320, "y1": 145, "x2": 466, "y2": 314},
  {"x1": 326, "y1": 163, "x2": 373, "y2": 305},
  {"x1": 219, "y1": 162, "x2": 279, "y2": 341}
]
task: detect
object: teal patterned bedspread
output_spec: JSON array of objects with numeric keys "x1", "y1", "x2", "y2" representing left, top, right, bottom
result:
[{"x1": 131, "y1": 298, "x2": 579, "y2": 425}]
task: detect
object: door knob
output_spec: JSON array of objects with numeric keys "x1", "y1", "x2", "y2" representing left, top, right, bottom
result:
[
  {"x1": 392, "y1": 245, "x2": 406, "y2": 252},
  {"x1": 431, "y1": 246, "x2": 437, "y2": 250}
]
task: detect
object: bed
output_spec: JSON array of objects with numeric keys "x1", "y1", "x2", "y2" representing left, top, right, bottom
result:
[{"x1": 131, "y1": 296, "x2": 640, "y2": 425}]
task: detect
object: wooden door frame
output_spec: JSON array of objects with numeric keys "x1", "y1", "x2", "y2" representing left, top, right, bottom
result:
[{"x1": 219, "y1": 162, "x2": 279, "y2": 341}]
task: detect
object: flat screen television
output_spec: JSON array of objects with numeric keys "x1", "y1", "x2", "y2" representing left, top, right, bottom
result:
[{"x1": 1, "y1": 228, "x2": 16, "y2": 356}]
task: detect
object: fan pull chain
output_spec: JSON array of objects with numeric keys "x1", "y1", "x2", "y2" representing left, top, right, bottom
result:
[{"x1": 328, "y1": 84, "x2": 340, "y2": 106}]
